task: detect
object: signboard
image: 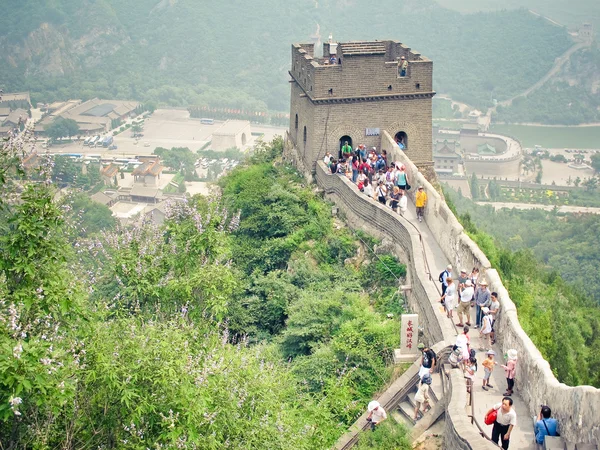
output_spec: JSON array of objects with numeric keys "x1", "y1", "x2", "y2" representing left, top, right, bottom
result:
[
  {"x1": 400, "y1": 314, "x2": 419, "y2": 356},
  {"x1": 365, "y1": 128, "x2": 380, "y2": 137}
]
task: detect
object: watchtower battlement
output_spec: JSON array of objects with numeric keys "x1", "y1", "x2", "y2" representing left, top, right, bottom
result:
[
  {"x1": 288, "y1": 39, "x2": 434, "y2": 175},
  {"x1": 290, "y1": 40, "x2": 433, "y2": 101}
]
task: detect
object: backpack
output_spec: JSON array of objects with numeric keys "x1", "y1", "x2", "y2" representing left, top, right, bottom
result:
[{"x1": 439, "y1": 270, "x2": 448, "y2": 283}]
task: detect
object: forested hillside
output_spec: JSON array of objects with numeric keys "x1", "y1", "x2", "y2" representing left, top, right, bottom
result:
[
  {"x1": 0, "y1": 136, "x2": 412, "y2": 448},
  {"x1": 0, "y1": 0, "x2": 571, "y2": 113},
  {"x1": 496, "y1": 44, "x2": 600, "y2": 124}
]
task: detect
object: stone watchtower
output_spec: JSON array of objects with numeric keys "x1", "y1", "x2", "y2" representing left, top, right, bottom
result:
[{"x1": 288, "y1": 39, "x2": 434, "y2": 173}]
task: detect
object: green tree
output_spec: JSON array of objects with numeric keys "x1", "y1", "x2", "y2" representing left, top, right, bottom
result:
[
  {"x1": 470, "y1": 172, "x2": 479, "y2": 199},
  {"x1": 44, "y1": 117, "x2": 80, "y2": 142},
  {"x1": 591, "y1": 154, "x2": 600, "y2": 173}
]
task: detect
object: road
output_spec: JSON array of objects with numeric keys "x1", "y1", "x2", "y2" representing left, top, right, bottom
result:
[{"x1": 476, "y1": 201, "x2": 600, "y2": 214}]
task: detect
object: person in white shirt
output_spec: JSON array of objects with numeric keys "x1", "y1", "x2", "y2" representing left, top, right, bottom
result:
[
  {"x1": 439, "y1": 277, "x2": 457, "y2": 319},
  {"x1": 366, "y1": 400, "x2": 387, "y2": 431},
  {"x1": 486, "y1": 397, "x2": 517, "y2": 449},
  {"x1": 363, "y1": 178, "x2": 373, "y2": 198},
  {"x1": 457, "y1": 279, "x2": 474, "y2": 327},
  {"x1": 479, "y1": 307, "x2": 493, "y2": 350},
  {"x1": 398, "y1": 189, "x2": 408, "y2": 215}
]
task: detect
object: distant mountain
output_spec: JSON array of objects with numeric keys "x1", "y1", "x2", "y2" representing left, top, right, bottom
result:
[{"x1": 0, "y1": 0, "x2": 573, "y2": 116}]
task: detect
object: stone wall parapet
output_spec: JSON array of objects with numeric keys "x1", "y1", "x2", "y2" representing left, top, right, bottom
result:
[{"x1": 379, "y1": 130, "x2": 600, "y2": 446}]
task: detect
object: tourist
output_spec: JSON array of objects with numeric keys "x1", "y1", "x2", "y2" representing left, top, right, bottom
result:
[
  {"x1": 479, "y1": 307, "x2": 493, "y2": 350},
  {"x1": 457, "y1": 280, "x2": 474, "y2": 327},
  {"x1": 470, "y1": 268, "x2": 480, "y2": 294},
  {"x1": 415, "y1": 186, "x2": 427, "y2": 222},
  {"x1": 458, "y1": 269, "x2": 469, "y2": 291},
  {"x1": 439, "y1": 276, "x2": 456, "y2": 319},
  {"x1": 399, "y1": 56, "x2": 408, "y2": 77},
  {"x1": 534, "y1": 405, "x2": 559, "y2": 445},
  {"x1": 363, "y1": 178, "x2": 373, "y2": 198},
  {"x1": 474, "y1": 280, "x2": 491, "y2": 329},
  {"x1": 501, "y1": 349, "x2": 518, "y2": 396},
  {"x1": 352, "y1": 156, "x2": 359, "y2": 183},
  {"x1": 448, "y1": 345, "x2": 464, "y2": 369},
  {"x1": 482, "y1": 349, "x2": 498, "y2": 391},
  {"x1": 385, "y1": 166, "x2": 395, "y2": 192},
  {"x1": 323, "y1": 152, "x2": 333, "y2": 165},
  {"x1": 366, "y1": 400, "x2": 387, "y2": 431},
  {"x1": 389, "y1": 186, "x2": 400, "y2": 212},
  {"x1": 329, "y1": 159, "x2": 338, "y2": 174},
  {"x1": 413, "y1": 373, "x2": 432, "y2": 421},
  {"x1": 489, "y1": 292, "x2": 500, "y2": 344},
  {"x1": 376, "y1": 181, "x2": 387, "y2": 205},
  {"x1": 464, "y1": 356, "x2": 477, "y2": 393},
  {"x1": 455, "y1": 326, "x2": 471, "y2": 367},
  {"x1": 487, "y1": 397, "x2": 517, "y2": 449},
  {"x1": 341, "y1": 140, "x2": 353, "y2": 160},
  {"x1": 395, "y1": 164, "x2": 409, "y2": 191},
  {"x1": 440, "y1": 264, "x2": 452, "y2": 296},
  {"x1": 398, "y1": 189, "x2": 408, "y2": 215},
  {"x1": 417, "y1": 342, "x2": 436, "y2": 380},
  {"x1": 358, "y1": 144, "x2": 367, "y2": 162}
]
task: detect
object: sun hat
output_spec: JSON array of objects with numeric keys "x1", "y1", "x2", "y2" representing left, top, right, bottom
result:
[
  {"x1": 465, "y1": 280, "x2": 472, "y2": 286},
  {"x1": 460, "y1": 269, "x2": 467, "y2": 273},
  {"x1": 367, "y1": 400, "x2": 380, "y2": 412},
  {"x1": 482, "y1": 307, "x2": 490, "y2": 314},
  {"x1": 421, "y1": 374, "x2": 432, "y2": 385},
  {"x1": 487, "y1": 350, "x2": 496, "y2": 355},
  {"x1": 417, "y1": 342, "x2": 425, "y2": 349},
  {"x1": 447, "y1": 264, "x2": 452, "y2": 270},
  {"x1": 479, "y1": 280, "x2": 488, "y2": 286},
  {"x1": 507, "y1": 349, "x2": 518, "y2": 360}
]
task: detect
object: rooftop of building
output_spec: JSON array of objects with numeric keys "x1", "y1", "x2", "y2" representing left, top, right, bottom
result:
[{"x1": 132, "y1": 159, "x2": 164, "y2": 177}]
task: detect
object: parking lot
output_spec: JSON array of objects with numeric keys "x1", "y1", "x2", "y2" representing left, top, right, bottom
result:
[{"x1": 45, "y1": 109, "x2": 286, "y2": 158}]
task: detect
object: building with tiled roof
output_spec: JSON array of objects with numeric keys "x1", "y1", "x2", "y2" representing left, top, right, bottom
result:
[{"x1": 132, "y1": 159, "x2": 164, "y2": 186}]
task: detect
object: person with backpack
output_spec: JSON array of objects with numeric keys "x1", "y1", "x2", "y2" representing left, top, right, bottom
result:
[
  {"x1": 417, "y1": 343, "x2": 436, "y2": 380},
  {"x1": 534, "y1": 405, "x2": 559, "y2": 445},
  {"x1": 439, "y1": 265, "x2": 452, "y2": 296}
]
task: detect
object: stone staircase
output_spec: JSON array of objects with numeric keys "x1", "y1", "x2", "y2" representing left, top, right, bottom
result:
[{"x1": 392, "y1": 367, "x2": 444, "y2": 428}]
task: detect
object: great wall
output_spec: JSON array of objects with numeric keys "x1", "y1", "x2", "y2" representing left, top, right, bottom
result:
[{"x1": 284, "y1": 39, "x2": 600, "y2": 449}]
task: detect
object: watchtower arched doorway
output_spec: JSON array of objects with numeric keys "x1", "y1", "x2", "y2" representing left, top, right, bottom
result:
[
  {"x1": 241, "y1": 133, "x2": 247, "y2": 146},
  {"x1": 339, "y1": 135, "x2": 352, "y2": 159},
  {"x1": 394, "y1": 131, "x2": 408, "y2": 150}
]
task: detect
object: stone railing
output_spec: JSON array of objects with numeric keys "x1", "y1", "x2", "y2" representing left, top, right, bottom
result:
[
  {"x1": 314, "y1": 162, "x2": 454, "y2": 345},
  {"x1": 380, "y1": 130, "x2": 600, "y2": 446}
]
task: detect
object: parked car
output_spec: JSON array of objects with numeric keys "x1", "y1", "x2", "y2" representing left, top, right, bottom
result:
[
  {"x1": 108, "y1": 145, "x2": 118, "y2": 150},
  {"x1": 144, "y1": 142, "x2": 150, "y2": 147}
]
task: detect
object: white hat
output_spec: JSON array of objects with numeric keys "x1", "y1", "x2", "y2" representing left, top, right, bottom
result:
[
  {"x1": 482, "y1": 307, "x2": 490, "y2": 314},
  {"x1": 367, "y1": 400, "x2": 381, "y2": 412},
  {"x1": 486, "y1": 349, "x2": 496, "y2": 355},
  {"x1": 465, "y1": 280, "x2": 472, "y2": 286},
  {"x1": 507, "y1": 349, "x2": 518, "y2": 360},
  {"x1": 447, "y1": 264, "x2": 452, "y2": 270},
  {"x1": 479, "y1": 280, "x2": 488, "y2": 286}
]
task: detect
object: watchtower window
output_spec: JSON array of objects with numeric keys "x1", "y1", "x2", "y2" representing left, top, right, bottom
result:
[
  {"x1": 339, "y1": 136, "x2": 352, "y2": 159},
  {"x1": 303, "y1": 126, "x2": 307, "y2": 147},
  {"x1": 295, "y1": 114, "x2": 298, "y2": 130},
  {"x1": 394, "y1": 131, "x2": 408, "y2": 150}
]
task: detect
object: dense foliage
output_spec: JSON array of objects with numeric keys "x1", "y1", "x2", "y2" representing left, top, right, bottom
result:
[
  {"x1": 445, "y1": 187, "x2": 600, "y2": 387},
  {"x1": 0, "y1": 136, "x2": 409, "y2": 447},
  {"x1": 0, "y1": 0, "x2": 571, "y2": 116}
]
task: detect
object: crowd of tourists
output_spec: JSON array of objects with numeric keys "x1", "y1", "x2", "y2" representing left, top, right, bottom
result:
[
  {"x1": 338, "y1": 145, "x2": 563, "y2": 448},
  {"x1": 324, "y1": 143, "x2": 427, "y2": 221}
]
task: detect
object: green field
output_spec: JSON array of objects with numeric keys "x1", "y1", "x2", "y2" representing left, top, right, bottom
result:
[{"x1": 489, "y1": 124, "x2": 600, "y2": 148}]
